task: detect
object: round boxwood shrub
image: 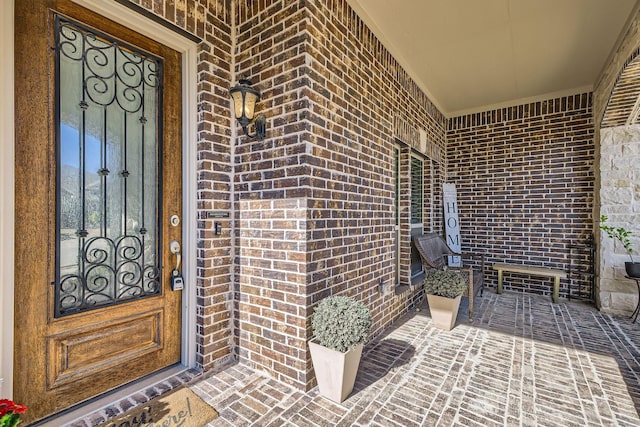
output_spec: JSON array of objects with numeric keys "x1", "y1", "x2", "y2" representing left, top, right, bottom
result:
[
  {"x1": 424, "y1": 269, "x2": 467, "y2": 298},
  {"x1": 311, "y1": 295, "x2": 371, "y2": 353}
]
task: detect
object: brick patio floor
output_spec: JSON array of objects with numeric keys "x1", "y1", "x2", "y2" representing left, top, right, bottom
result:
[{"x1": 73, "y1": 291, "x2": 640, "y2": 426}]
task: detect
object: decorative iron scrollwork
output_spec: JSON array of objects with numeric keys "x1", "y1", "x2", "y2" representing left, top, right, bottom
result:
[
  {"x1": 54, "y1": 16, "x2": 163, "y2": 317},
  {"x1": 58, "y1": 235, "x2": 160, "y2": 313},
  {"x1": 58, "y1": 19, "x2": 160, "y2": 113}
]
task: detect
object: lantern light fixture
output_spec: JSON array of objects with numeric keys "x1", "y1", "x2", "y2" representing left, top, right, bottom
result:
[{"x1": 229, "y1": 78, "x2": 266, "y2": 140}]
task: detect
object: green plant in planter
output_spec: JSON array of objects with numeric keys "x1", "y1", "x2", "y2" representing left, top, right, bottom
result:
[
  {"x1": 600, "y1": 215, "x2": 635, "y2": 262},
  {"x1": 311, "y1": 295, "x2": 371, "y2": 353},
  {"x1": 424, "y1": 268, "x2": 467, "y2": 298}
]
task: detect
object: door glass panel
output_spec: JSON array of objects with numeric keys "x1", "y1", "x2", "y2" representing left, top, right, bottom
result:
[
  {"x1": 410, "y1": 156, "x2": 424, "y2": 278},
  {"x1": 394, "y1": 146, "x2": 400, "y2": 285},
  {"x1": 410, "y1": 156, "x2": 423, "y2": 225},
  {"x1": 55, "y1": 16, "x2": 163, "y2": 317}
]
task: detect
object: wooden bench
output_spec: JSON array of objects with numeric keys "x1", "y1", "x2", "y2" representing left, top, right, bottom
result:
[{"x1": 492, "y1": 263, "x2": 566, "y2": 303}]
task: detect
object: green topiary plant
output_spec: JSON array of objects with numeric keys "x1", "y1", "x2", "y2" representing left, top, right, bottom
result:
[
  {"x1": 424, "y1": 268, "x2": 467, "y2": 298},
  {"x1": 311, "y1": 295, "x2": 371, "y2": 353}
]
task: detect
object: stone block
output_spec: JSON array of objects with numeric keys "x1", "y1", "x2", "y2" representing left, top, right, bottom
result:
[
  {"x1": 610, "y1": 291, "x2": 638, "y2": 314},
  {"x1": 609, "y1": 125, "x2": 640, "y2": 145},
  {"x1": 599, "y1": 291, "x2": 611, "y2": 310},
  {"x1": 622, "y1": 143, "x2": 640, "y2": 157},
  {"x1": 599, "y1": 277, "x2": 635, "y2": 293},
  {"x1": 634, "y1": 185, "x2": 640, "y2": 203},
  {"x1": 601, "y1": 187, "x2": 633, "y2": 204}
]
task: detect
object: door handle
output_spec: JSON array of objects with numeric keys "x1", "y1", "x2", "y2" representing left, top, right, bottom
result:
[
  {"x1": 170, "y1": 240, "x2": 181, "y2": 272},
  {"x1": 169, "y1": 240, "x2": 183, "y2": 291}
]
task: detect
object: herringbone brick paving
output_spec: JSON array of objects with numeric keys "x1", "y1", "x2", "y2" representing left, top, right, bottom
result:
[
  {"x1": 70, "y1": 292, "x2": 640, "y2": 426},
  {"x1": 193, "y1": 292, "x2": 640, "y2": 426}
]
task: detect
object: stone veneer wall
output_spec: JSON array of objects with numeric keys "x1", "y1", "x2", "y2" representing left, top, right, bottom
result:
[
  {"x1": 593, "y1": 6, "x2": 640, "y2": 315},
  {"x1": 598, "y1": 126, "x2": 640, "y2": 313},
  {"x1": 447, "y1": 94, "x2": 595, "y2": 298},
  {"x1": 233, "y1": 0, "x2": 446, "y2": 390}
]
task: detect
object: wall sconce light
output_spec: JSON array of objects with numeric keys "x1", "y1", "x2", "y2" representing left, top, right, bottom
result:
[{"x1": 229, "y1": 78, "x2": 266, "y2": 140}]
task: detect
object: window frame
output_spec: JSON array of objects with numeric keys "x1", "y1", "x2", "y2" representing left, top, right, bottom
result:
[
  {"x1": 393, "y1": 141, "x2": 430, "y2": 287},
  {"x1": 393, "y1": 144, "x2": 401, "y2": 286}
]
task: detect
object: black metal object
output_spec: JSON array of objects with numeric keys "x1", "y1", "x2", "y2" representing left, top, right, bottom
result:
[
  {"x1": 53, "y1": 15, "x2": 164, "y2": 317},
  {"x1": 568, "y1": 233, "x2": 596, "y2": 302},
  {"x1": 229, "y1": 79, "x2": 267, "y2": 140},
  {"x1": 624, "y1": 276, "x2": 640, "y2": 323},
  {"x1": 57, "y1": 236, "x2": 161, "y2": 311}
]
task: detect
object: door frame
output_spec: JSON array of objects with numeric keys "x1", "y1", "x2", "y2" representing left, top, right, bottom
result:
[
  {"x1": 0, "y1": 0, "x2": 199, "y2": 399},
  {"x1": 0, "y1": 0, "x2": 15, "y2": 400}
]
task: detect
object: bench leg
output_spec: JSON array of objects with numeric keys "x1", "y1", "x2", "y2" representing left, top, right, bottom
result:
[
  {"x1": 553, "y1": 277, "x2": 560, "y2": 304},
  {"x1": 497, "y1": 270, "x2": 503, "y2": 294}
]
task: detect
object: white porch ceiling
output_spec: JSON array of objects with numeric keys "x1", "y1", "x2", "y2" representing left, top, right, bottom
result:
[{"x1": 346, "y1": 0, "x2": 639, "y2": 117}]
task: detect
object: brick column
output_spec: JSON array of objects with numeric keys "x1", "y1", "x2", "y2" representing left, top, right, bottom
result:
[{"x1": 237, "y1": 198, "x2": 309, "y2": 388}]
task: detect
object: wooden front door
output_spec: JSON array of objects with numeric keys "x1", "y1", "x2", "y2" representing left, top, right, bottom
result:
[{"x1": 14, "y1": 0, "x2": 183, "y2": 423}]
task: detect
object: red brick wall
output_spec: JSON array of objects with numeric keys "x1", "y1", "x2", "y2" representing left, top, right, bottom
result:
[
  {"x1": 113, "y1": 1, "x2": 596, "y2": 393},
  {"x1": 234, "y1": 0, "x2": 447, "y2": 389},
  {"x1": 122, "y1": 0, "x2": 236, "y2": 371},
  {"x1": 303, "y1": 0, "x2": 446, "y2": 310},
  {"x1": 233, "y1": 0, "x2": 313, "y2": 389},
  {"x1": 237, "y1": 199, "x2": 308, "y2": 386},
  {"x1": 447, "y1": 93, "x2": 595, "y2": 299}
]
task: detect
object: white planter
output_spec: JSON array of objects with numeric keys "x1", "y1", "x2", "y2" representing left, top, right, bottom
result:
[
  {"x1": 308, "y1": 340, "x2": 363, "y2": 403},
  {"x1": 426, "y1": 294, "x2": 462, "y2": 331}
]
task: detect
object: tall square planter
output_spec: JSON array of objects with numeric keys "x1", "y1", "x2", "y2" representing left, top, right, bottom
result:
[
  {"x1": 426, "y1": 294, "x2": 462, "y2": 331},
  {"x1": 308, "y1": 340, "x2": 363, "y2": 403}
]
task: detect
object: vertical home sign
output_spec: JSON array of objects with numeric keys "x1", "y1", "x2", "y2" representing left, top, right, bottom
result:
[{"x1": 442, "y1": 183, "x2": 461, "y2": 267}]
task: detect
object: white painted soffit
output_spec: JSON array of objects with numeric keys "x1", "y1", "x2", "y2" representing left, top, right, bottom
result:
[{"x1": 346, "y1": 0, "x2": 639, "y2": 117}]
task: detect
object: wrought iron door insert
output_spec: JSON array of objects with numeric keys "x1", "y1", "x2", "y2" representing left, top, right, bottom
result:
[{"x1": 54, "y1": 15, "x2": 163, "y2": 317}]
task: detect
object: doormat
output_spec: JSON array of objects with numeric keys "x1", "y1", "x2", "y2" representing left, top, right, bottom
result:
[{"x1": 98, "y1": 387, "x2": 218, "y2": 427}]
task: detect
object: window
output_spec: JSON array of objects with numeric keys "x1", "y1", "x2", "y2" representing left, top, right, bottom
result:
[
  {"x1": 410, "y1": 155, "x2": 424, "y2": 278},
  {"x1": 393, "y1": 142, "x2": 432, "y2": 286},
  {"x1": 394, "y1": 146, "x2": 400, "y2": 285},
  {"x1": 411, "y1": 156, "x2": 423, "y2": 225}
]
